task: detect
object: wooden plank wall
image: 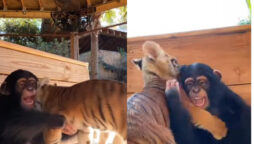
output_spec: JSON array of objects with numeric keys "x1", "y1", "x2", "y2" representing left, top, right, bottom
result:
[
  {"x1": 127, "y1": 25, "x2": 251, "y2": 105},
  {"x1": 0, "y1": 40, "x2": 90, "y2": 86}
]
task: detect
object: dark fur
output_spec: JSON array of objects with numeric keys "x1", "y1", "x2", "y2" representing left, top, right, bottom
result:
[
  {"x1": 0, "y1": 69, "x2": 65, "y2": 144},
  {"x1": 166, "y1": 63, "x2": 251, "y2": 144}
]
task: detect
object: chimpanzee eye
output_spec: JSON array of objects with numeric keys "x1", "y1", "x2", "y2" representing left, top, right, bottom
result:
[
  {"x1": 185, "y1": 81, "x2": 194, "y2": 89},
  {"x1": 199, "y1": 80, "x2": 207, "y2": 86}
]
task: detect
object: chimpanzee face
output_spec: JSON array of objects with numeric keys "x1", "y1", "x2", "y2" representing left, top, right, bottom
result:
[
  {"x1": 180, "y1": 63, "x2": 222, "y2": 109},
  {"x1": 183, "y1": 75, "x2": 210, "y2": 109},
  {"x1": 0, "y1": 69, "x2": 38, "y2": 110},
  {"x1": 16, "y1": 77, "x2": 37, "y2": 110}
]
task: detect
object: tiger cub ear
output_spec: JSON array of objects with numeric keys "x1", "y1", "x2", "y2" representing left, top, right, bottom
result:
[
  {"x1": 38, "y1": 77, "x2": 50, "y2": 88},
  {"x1": 142, "y1": 41, "x2": 164, "y2": 61}
]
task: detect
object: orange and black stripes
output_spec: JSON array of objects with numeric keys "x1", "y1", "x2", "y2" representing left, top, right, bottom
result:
[{"x1": 36, "y1": 79, "x2": 127, "y2": 143}]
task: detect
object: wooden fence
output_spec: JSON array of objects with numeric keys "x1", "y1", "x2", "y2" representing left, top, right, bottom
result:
[
  {"x1": 127, "y1": 25, "x2": 251, "y2": 105},
  {"x1": 0, "y1": 40, "x2": 89, "y2": 86}
]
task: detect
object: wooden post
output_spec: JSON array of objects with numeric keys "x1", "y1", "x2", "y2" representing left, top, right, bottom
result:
[
  {"x1": 89, "y1": 13, "x2": 101, "y2": 79},
  {"x1": 70, "y1": 32, "x2": 79, "y2": 60},
  {"x1": 90, "y1": 31, "x2": 99, "y2": 79}
]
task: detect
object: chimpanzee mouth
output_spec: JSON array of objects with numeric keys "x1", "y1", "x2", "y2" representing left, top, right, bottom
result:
[
  {"x1": 191, "y1": 97, "x2": 206, "y2": 107},
  {"x1": 23, "y1": 96, "x2": 35, "y2": 105}
]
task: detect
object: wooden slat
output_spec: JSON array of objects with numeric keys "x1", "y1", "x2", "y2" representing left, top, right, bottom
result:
[
  {"x1": 0, "y1": 40, "x2": 87, "y2": 66},
  {"x1": 127, "y1": 25, "x2": 251, "y2": 95},
  {"x1": 128, "y1": 25, "x2": 251, "y2": 42},
  {"x1": 20, "y1": 0, "x2": 26, "y2": 11},
  {"x1": 0, "y1": 40, "x2": 89, "y2": 83},
  {"x1": 2, "y1": 0, "x2": 7, "y2": 10},
  {"x1": 0, "y1": 11, "x2": 51, "y2": 18},
  {"x1": 95, "y1": 0, "x2": 126, "y2": 13},
  {"x1": 38, "y1": 0, "x2": 44, "y2": 11},
  {"x1": 0, "y1": 74, "x2": 76, "y2": 87}
]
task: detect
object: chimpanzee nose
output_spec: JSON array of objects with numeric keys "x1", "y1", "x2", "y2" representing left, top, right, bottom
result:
[
  {"x1": 26, "y1": 86, "x2": 34, "y2": 92},
  {"x1": 192, "y1": 86, "x2": 200, "y2": 93}
]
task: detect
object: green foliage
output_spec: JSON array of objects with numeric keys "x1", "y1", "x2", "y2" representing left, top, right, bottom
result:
[
  {"x1": 240, "y1": 0, "x2": 251, "y2": 25},
  {"x1": 0, "y1": 18, "x2": 70, "y2": 57},
  {"x1": 239, "y1": 19, "x2": 251, "y2": 25},
  {"x1": 100, "y1": 6, "x2": 127, "y2": 31},
  {"x1": 0, "y1": 19, "x2": 41, "y2": 45},
  {"x1": 246, "y1": 0, "x2": 251, "y2": 17},
  {"x1": 26, "y1": 37, "x2": 70, "y2": 58}
]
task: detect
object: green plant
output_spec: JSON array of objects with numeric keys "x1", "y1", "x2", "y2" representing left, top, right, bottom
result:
[{"x1": 0, "y1": 18, "x2": 70, "y2": 57}]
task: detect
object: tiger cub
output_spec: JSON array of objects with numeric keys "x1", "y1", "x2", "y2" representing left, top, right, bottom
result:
[
  {"x1": 36, "y1": 79, "x2": 126, "y2": 144},
  {"x1": 128, "y1": 41, "x2": 179, "y2": 144}
]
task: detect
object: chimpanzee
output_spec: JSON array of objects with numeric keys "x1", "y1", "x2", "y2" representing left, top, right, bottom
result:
[
  {"x1": 0, "y1": 69, "x2": 65, "y2": 144},
  {"x1": 165, "y1": 63, "x2": 251, "y2": 144}
]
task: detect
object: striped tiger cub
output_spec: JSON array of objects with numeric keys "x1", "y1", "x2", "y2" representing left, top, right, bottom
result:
[
  {"x1": 36, "y1": 79, "x2": 127, "y2": 144},
  {"x1": 127, "y1": 41, "x2": 179, "y2": 144}
]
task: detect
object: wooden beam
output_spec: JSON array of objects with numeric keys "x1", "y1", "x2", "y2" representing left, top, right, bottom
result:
[
  {"x1": 100, "y1": 29, "x2": 127, "y2": 38},
  {"x1": 79, "y1": 22, "x2": 127, "y2": 38},
  {"x1": 0, "y1": 11, "x2": 51, "y2": 18},
  {"x1": 20, "y1": 0, "x2": 27, "y2": 11},
  {"x1": 38, "y1": 0, "x2": 44, "y2": 11},
  {"x1": 70, "y1": 32, "x2": 80, "y2": 60},
  {"x1": 2, "y1": 0, "x2": 7, "y2": 11},
  {"x1": 95, "y1": 0, "x2": 126, "y2": 13},
  {"x1": 86, "y1": 0, "x2": 92, "y2": 7}
]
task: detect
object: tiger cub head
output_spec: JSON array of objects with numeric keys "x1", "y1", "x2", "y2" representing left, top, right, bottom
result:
[
  {"x1": 35, "y1": 78, "x2": 51, "y2": 110},
  {"x1": 132, "y1": 41, "x2": 180, "y2": 83}
]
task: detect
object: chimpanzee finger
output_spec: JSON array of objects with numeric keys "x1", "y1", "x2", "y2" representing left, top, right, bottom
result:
[{"x1": 166, "y1": 79, "x2": 179, "y2": 91}]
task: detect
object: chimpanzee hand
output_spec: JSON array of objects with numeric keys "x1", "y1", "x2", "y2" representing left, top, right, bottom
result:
[
  {"x1": 47, "y1": 114, "x2": 66, "y2": 129},
  {"x1": 165, "y1": 79, "x2": 181, "y2": 108}
]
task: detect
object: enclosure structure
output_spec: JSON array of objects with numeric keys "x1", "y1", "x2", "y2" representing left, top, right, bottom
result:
[
  {"x1": 79, "y1": 31, "x2": 127, "y2": 81},
  {"x1": 127, "y1": 25, "x2": 251, "y2": 105},
  {"x1": 0, "y1": 0, "x2": 127, "y2": 80}
]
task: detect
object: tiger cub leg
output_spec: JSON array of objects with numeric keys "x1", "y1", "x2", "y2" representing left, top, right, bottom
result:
[
  {"x1": 77, "y1": 128, "x2": 90, "y2": 144},
  {"x1": 43, "y1": 128, "x2": 63, "y2": 144}
]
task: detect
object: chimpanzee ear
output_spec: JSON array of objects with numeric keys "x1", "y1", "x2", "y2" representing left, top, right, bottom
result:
[
  {"x1": 132, "y1": 58, "x2": 142, "y2": 70},
  {"x1": 0, "y1": 81, "x2": 10, "y2": 95},
  {"x1": 213, "y1": 70, "x2": 222, "y2": 80}
]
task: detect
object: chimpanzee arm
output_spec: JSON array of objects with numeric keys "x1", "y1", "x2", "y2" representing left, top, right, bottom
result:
[
  {"x1": 166, "y1": 88, "x2": 200, "y2": 144},
  {"x1": 2, "y1": 110, "x2": 65, "y2": 143}
]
